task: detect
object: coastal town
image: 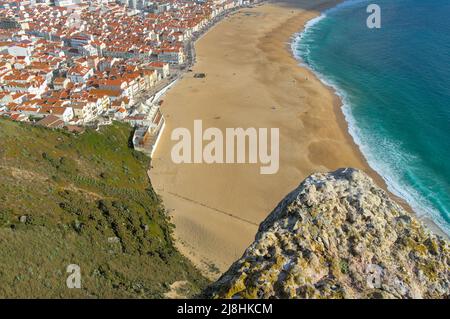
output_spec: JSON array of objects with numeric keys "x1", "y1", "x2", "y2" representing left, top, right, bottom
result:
[{"x1": 0, "y1": 0, "x2": 257, "y2": 155}]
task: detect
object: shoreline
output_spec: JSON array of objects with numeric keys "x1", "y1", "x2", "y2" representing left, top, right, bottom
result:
[
  {"x1": 150, "y1": 0, "x2": 447, "y2": 279},
  {"x1": 288, "y1": 0, "x2": 449, "y2": 240}
]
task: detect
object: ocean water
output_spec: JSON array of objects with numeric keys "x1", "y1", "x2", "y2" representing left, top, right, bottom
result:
[{"x1": 293, "y1": 0, "x2": 450, "y2": 235}]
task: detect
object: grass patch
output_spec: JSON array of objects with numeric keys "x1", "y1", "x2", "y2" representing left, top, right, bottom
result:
[{"x1": 0, "y1": 119, "x2": 208, "y2": 298}]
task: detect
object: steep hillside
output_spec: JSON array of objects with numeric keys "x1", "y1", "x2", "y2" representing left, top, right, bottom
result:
[
  {"x1": 0, "y1": 119, "x2": 207, "y2": 298},
  {"x1": 204, "y1": 168, "x2": 449, "y2": 299}
]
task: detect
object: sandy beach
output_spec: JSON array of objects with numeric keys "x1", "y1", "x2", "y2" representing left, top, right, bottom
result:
[{"x1": 149, "y1": 0, "x2": 430, "y2": 278}]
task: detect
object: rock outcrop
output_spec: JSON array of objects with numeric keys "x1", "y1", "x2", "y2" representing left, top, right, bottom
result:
[{"x1": 204, "y1": 168, "x2": 449, "y2": 299}]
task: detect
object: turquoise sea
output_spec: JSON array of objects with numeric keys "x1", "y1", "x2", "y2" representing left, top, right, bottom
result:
[{"x1": 293, "y1": 0, "x2": 450, "y2": 235}]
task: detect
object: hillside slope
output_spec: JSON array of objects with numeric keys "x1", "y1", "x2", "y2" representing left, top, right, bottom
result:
[
  {"x1": 0, "y1": 119, "x2": 207, "y2": 298},
  {"x1": 203, "y1": 168, "x2": 449, "y2": 299}
]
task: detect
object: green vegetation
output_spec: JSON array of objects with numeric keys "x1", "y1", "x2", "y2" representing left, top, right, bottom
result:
[{"x1": 0, "y1": 119, "x2": 208, "y2": 298}]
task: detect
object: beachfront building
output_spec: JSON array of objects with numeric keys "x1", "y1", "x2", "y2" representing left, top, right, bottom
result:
[
  {"x1": 148, "y1": 61, "x2": 170, "y2": 79},
  {"x1": 132, "y1": 102, "x2": 165, "y2": 157},
  {"x1": 156, "y1": 47, "x2": 184, "y2": 65}
]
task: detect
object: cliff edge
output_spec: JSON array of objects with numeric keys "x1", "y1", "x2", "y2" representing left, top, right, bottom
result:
[{"x1": 203, "y1": 168, "x2": 449, "y2": 299}]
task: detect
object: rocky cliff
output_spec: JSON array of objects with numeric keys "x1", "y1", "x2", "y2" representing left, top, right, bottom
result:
[{"x1": 203, "y1": 168, "x2": 449, "y2": 299}]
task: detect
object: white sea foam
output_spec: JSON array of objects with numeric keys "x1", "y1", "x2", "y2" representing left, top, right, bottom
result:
[
  {"x1": 291, "y1": 0, "x2": 370, "y2": 60},
  {"x1": 291, "y1": 0, "x2": 450, "y2": 235}
]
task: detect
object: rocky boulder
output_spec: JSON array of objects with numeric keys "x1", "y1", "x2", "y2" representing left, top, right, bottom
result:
[{"x1": 203, "y1": 168, "x2": 449, "y2": 299}]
